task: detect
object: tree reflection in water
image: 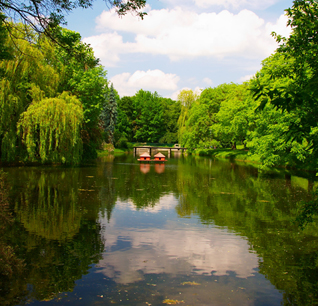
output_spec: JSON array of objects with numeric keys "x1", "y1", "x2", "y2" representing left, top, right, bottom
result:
[{"x1": 1, "y1": 155, "x2": 318, "y2": 305}]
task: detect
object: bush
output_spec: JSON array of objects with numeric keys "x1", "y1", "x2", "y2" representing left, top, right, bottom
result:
[{"x1": 116, "y1": 137, "x2": 128, "y2": 149}]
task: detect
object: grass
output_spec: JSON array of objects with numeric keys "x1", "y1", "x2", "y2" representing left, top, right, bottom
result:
[{"x1": 195, "y1": 148, "x2": 261, "y2": 163}]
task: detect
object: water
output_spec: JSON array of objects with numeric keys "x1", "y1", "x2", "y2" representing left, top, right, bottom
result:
[{"x1": 1, "y1": 153, "x2": 318, "y2": 305}]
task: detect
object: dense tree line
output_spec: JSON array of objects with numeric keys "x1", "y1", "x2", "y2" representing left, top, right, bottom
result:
[
  {"x1": 1, "y1": 0, "x2": 317, "y2": 172},
  {"x1": 0, "y1": 22, "x2": 109, "y2": 163},
  {"x1": 0, "y1": 0, "x2": 147, "y2": 164},
  {"x1": 174, "y1": 0, "x2": 318, "y2": 173},
  {"x1": 114, "y1": 89, "x2": 181, "y2": 145}
]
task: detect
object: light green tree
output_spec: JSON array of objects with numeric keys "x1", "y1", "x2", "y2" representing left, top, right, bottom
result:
[
  {"x1": 177, "y1": 89, "x2": 198, "y2": 145},
  {"x1": 18, "y1": 92, "x2": 84, "y2": 164}
]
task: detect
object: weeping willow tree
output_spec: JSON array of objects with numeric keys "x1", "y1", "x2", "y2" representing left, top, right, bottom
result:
[
  {"x1": 0, "y1": 23, "x2": 60, "y2": 161},
  {"x1": 18, "y1": 92, "x2": 84, "y2": 164}
]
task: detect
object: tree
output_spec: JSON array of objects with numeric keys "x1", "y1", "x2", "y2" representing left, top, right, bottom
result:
[
  {"x1": 18, "y1": 92, "x2": 84, "y2": 164},
  {"x1": 251, "y1": 0, "x2": 318, "y2": 169},
  {"x1": 53, "y1": 27, "x2": 108, "y2": 158},
  {"x1": 133, "y1": 90, "x2": 165, "y2": 142},
  {"x1": 215, "y1": 84, "x2": 256, "y2": 150},
  {"x1": 180, "y1": 84, "x2": 239, "y2": 150},
  {"x1": 0, "y1": 23, "x2": 60, "y2": 161},
  {"x1": 100, "y1": 83, "x2": 118, "y2": 144},
  {"x1": 0, "y1": 0, "x2": 146, "y2": 47},
  {"x1": 0, "y1": 13, "x2": 11, "y2": 61},
  {"x1": 0, "y1": 24, "x2": 106, "y2": 162},
  {"x1": 177, "y1": 89, "x2": 198, "y2": 145},
  {"x1": 159, "y1": 97, "x2": 181, "y2": 143},
  {"x1": 248, "y1": 52, "x2": 312, "y2": 168},
  {"x1": 116, "y1": 96, "x2": 135, "y2": 142}
]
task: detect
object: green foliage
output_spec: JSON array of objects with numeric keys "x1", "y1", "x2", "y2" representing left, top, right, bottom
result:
[
  {"x1": 0, "y1": 13, "x2": 11, "y2": 62},
  {"x1": 0, "y1": 24, "x2": 107, "y2": 163},
  {"x1": 100, "y1": 83, "x2": 118, "y2": 144},
  {"x1": 53, "y1": 27, "x2": 108, "y2": 158},
  {"x1": 132, "y1": 90, "x2": 165, "y2": 142},
  {"x1": 250, "y1": 0, "x2": 318, "y2": 169},
  {"x1": 177, "y1": 89, "x2": 198, "y2": 144},
  {"x1": 296, "y1": 188, "x2": 318, "y2": 229},
  {"x1": 116, "y1": 136, "x2": 129, "y2": 149},
  {"x1": 0, "y1": 24, "x2": 60, "y2": 161},
  {"x1": 159, "y1": 98, "x2": 181, "y2": 143},
  {"x1": 116, "y1": 93, "x2": 180, "y2": 144},
  {"x1": 18, "y1": 92, "x2": 84, "y2": 164},
  {"x1": 180, "y1": 83, "x2": 247, "y2": 150}
]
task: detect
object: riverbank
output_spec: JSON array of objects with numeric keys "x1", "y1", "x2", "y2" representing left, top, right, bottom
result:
[{"x1": 195, "y1": 148, "x2": 260, "y2": 164}]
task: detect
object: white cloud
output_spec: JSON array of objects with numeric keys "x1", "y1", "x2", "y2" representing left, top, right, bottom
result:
[
  {"x1": 265, "y1": 13, "x2": 291, "y2": 39},
  {"x1": 238, "y1": 74, "x2": 254, "y2": 82},
  {"x1": 110, "y1": 69, "x2": 180, "y2": 97},
  {"x1": 203, "y1": 77, "x2": 214, "y2": 86},
  {"x1": 193, "y1": 0, "x2": 278, "y2": 10},
  {"x1": 83, "y1": 32, "x2": 124, "y2": 67},
  {"x1": 85, "y1": 7, "x2": 290, "y2": 65}
]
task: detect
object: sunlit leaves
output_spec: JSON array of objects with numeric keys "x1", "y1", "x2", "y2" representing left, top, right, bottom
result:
[{"x1": 18, "y1": 92, "x2": 84, "y2": 164}]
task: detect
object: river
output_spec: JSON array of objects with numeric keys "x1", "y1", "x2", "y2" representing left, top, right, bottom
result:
[{"x1": 1, "y1": 153, "x2": 318, "y2": 305}]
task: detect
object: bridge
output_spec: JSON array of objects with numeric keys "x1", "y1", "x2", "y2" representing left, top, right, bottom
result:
[{"x1": 133, "y1": 146, "x2": 187, "y2": 156}]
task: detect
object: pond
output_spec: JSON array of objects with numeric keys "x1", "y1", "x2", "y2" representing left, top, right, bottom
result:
[{"x1": 1, "y1": 153, "x2": 318, "y2": 306}]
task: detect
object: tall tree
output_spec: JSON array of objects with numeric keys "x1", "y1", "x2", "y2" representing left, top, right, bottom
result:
[
  {"x1": 116, "y1": 96, "x2": 135, "y2": 142},
  {"x1": 0, "y1": 24, "x2": 60, "y2": 161},
  {"x1": 0, "y1": 24, "x2": 107, "y2": 162},
  {"x1": 177, "y1": 89, "x2": 198, "y2": 145},
  {"x1": 100, "y1": 83, "x2": 118, "y2": 144},
  {"x1": 133, "y1": 90, "x2": 165, "y2": 143},
  {"x1": 251, "y1": 0, "x2": 318, "y2": 169},
  {"x1": 180, "y1": 84, "x2": 239, "y2": 150}
]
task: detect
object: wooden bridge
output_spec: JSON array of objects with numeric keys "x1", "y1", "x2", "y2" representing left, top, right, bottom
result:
[{"x1": 133, "y1": 146, "x2": 187, "y2": 155}]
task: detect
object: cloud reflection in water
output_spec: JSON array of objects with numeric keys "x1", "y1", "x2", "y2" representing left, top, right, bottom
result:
[{"x1": 97, "y1": 194, "x2": 259, "y2": 284}]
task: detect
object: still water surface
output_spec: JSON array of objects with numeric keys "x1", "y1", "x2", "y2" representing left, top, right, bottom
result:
[{"x1": 1, "y1": 153, "x2": 318, "y2": 305}]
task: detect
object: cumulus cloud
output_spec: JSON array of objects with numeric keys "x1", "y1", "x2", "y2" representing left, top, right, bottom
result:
[
  {"x1": 265, "y1": 13, "x2": 292, "y2": 39},
  {"x1": 238, "y1": 74, "x2": 254, "y2": 82},
  {"x1": 193, "y1": 0, "x2": 278, "y2": 10},
  {"x1": 83, "y1": 32, "x2": 124, "y2": 67},
  {"x1": 84, "y1": 7, "x2": 290, "y2": 65},
  {"x1": 110, "y1": 69, "x2": 180, "y2": 97},
  {"x1": 203, "y1": 77, "x2": 214, "y2": 86}
]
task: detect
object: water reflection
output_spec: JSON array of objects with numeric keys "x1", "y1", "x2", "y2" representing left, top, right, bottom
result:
[
  {"x1": 98, "y1": 196, "x2": 259, "y2": 284},
  {"x1": 140, "y1": 163, "x2": 150, "y2": 174},
  {"x1": 14, "y1": 170, "x2": 82, "y2": 241},
  {"x1": 155, "y1": 163, "x2": 165, "y2": 173},
  {"x1": 1, "y1": 155, "x2": 318, "y2": 305}
]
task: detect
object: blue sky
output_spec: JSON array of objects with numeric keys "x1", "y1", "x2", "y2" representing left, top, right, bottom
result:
[{"x1": 65, "y1": 0, "x2": 293, "y2": 99}]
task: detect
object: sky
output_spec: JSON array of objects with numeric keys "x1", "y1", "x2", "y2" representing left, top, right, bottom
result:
[{"x1": 64, "y1": 0, "x2": 294, "y2": 99}]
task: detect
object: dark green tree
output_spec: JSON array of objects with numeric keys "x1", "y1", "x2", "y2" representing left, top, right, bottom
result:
[
  {"x1": 159, "y1": 97, "x2": 181, "y2": 143},
  {"x1": 0, "y1": 13, "x2": 11, "y2": 62},
  {"x1": 100, "y1": 83, "x2": 118, "y2": 144},
  {"x1": 133, "y1": 90, "x2": 165, "y2": 142}
]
